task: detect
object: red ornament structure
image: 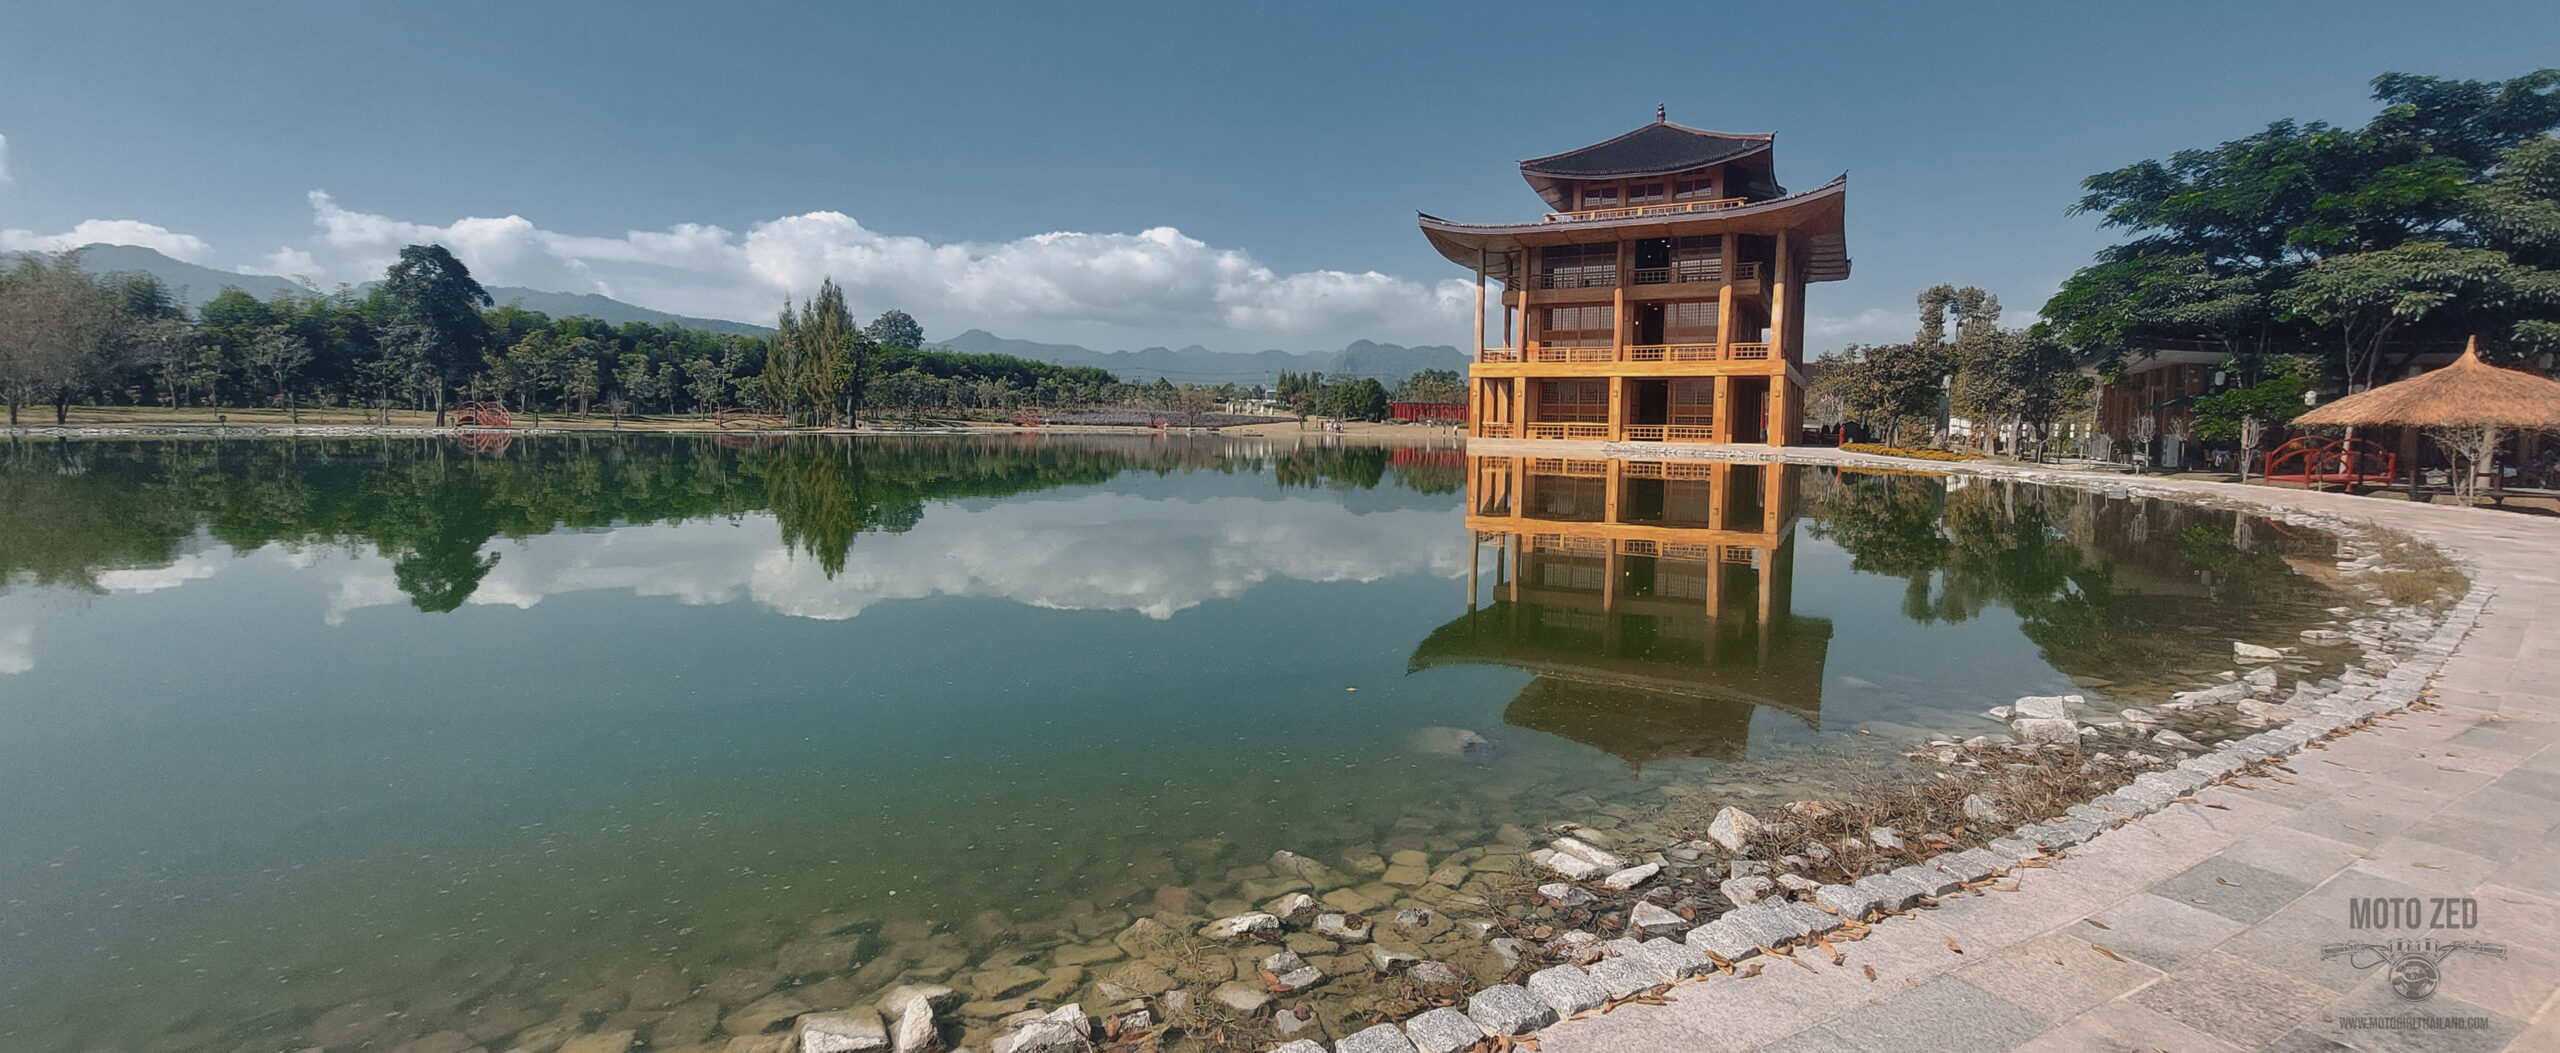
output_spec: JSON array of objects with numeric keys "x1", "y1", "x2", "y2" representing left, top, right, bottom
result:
[{"x1": 2262, "y1": 435, "x2": 2396, "y2": 488}]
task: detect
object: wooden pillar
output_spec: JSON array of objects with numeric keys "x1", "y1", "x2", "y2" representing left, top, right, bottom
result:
[
  {"x1": 1513, "y1": 376, "x2": 1528, "y2": 433},
  {"x1": 1608, "y1": 376, "x2": 1626, "y2": 441},
  {"x1": 1508, "y1": 531, "x2": 1522, "y2": 603},
  {"x1": 1613, "y1": 239, "x2": 1629, "y2": 364},
  {"x1": 1604, "y1": 458, "x2": 1624, "y2": 522},
  {"x1": 1713, "y1": 375, "x2": 1734, "y2": 444},
  {"x1": 1716, "y1": 233, "x2": 1738, "y2": 354},
  {"x1": 1468, "y1": 534, "x2": 1481, "y2": 609},
  {"x1": 1769, "y1": 231, "x2": 1792, "y2": 366},
  {"x1": 1473, "y1": 250, "x2": 1488, "y2": 357},
  {"x1": 1602, "y1": 547, "x2": 1620, "y2": 614}
]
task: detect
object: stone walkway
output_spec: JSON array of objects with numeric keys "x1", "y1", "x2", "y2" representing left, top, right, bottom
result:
[{"x1": 1497, "y1": 448, "x2": 2560, "y2": 1053}]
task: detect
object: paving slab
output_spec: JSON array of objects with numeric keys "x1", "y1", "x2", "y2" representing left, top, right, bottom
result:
[{"x1": 1489, "y1": 450, "x2": 2560, "y2": 1052}]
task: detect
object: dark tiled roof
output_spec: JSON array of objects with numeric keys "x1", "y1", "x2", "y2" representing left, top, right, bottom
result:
[{"x1": 1520, "y1": 121, "x2": 1773, "y2": 179}]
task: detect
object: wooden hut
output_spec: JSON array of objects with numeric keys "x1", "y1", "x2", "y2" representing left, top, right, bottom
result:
[{"x1": 2292, "y1": 338, "x2": 2560, "y2": 500}]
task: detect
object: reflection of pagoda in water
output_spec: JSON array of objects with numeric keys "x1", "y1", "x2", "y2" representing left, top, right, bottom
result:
[{"x1": 1410, "y1": 457, "x2": 1831, "y2": 767}]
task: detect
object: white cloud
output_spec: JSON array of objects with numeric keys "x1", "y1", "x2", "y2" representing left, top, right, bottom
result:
[
  {"x1": 1, "y1": 218, "x2": 212, "y2": 263},
  {"x1": 248, "y1": 247, "x2": 323, "y2": 284},
  {"x1": 295, "y1": 193, "x2": 1471, "y2": 350},
  {"x1": 0, "y1": 614, "x2": 30, "y2": 675},
  {"x1": 304, "y1": 490, "x2": 1468, "y2": 625},
  {"x1": 92, "y1": 552, "x2": 223, "y2": 594},
  {"x1": 0, "y1": 132, "x2": 11, "y2": 184}
]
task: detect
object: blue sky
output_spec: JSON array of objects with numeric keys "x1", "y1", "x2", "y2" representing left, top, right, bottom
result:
[{"x1": 3, "y1": 0, "x2": 2554, "y2": 352}]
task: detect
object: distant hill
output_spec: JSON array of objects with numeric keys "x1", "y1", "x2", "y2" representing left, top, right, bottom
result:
[
  {"x1": 936, "y1": 329, "x2": 1468, "y2": 386},
  {"x1": 30, "y1": 244, "x2": 1468, "y2": 378},
  {"x1": 37, "y1": 244, "x2": 774, "y2": 336}
]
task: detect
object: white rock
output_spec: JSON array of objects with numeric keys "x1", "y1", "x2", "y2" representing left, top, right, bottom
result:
[
  {"x1": 1600, "y1": 863, "x2": 1659, "y2": 891},
  {"x1": 2010, "y1": 716, "x2": 2080, "y2": 744},
  {"x1": 891, "y1": 995, "x2": 941, "y2": 1053},
  {"x1": 2013, "y1": 694, "x2": 2081, "y2": 720},
  {"x1": 1198, "y1": 912, "x2": 1279, "y2": 939},
  {"x1": 2154, "y1": 729, "x2": 2202, "y2": 750},
  {"x1": 1719, "y1": 875, "x2": 1774, "y2": 904},
  {"x1": 990, "y1": 1005, "x2": 1090, "y2": 1053},
  {"x1": 1315, "y1": 912, "x2": 1372, "y2": 942},
  {"x1": 1528, "y1": 849, "x2": 1604, "y2": 881},
  {"x1": 1628, "y1": 901, "x2": 1689, "y2": 933},
  {"x1": 2235, "y1": 641, "x2": 2286, "y2": 661},
  {"x1": 798, "y1": 1010, "x2": 890, "y2": 1053},
  {"x1": 1263, "y1": 892, "x2": 1317, "y2": 921},
  {"x1": 1868, "y1": 827, "x2": 1904, "y2": 851},
  {"x1": 1962, "y1": 794, "x2": 2005, "y2": 823},
  {"x1": 1706, "y1": 806, "x2": 1763, "y2": 852},
  {"x1": 1551, "y1": 837, "x2": 1627, "y2": 870},
  {"x1": 1537, "y1": 882, "x2": 1595, "y2": 907}
]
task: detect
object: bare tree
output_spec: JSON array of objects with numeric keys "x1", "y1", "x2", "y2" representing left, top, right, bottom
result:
[
  {"x1": 2238, "y1": 416, "x2": 2267, "y2": 483},
  {"x1": 0, "y1": 253, "x2": 122, "y2": 426},
  {"x1": 243, "y1": 326, "x2": 313, "y2": 423},
  {"x1": 1175, "y1": 383, "x2": 1217, "y2": 428},
  {"x1": 2127, "y1": 414, "x2": 2159, "y2": 473},
  {"x1": 2428, "y1": 425, "x2": 2501, "y2": 505}
]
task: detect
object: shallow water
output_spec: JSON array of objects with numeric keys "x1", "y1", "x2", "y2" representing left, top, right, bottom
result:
[{"x1": 0, "y1": 435, "x2": 2344, "y2": 1052}]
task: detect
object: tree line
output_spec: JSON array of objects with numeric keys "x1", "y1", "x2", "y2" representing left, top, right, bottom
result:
[
  {"x1": 0, "y1": 245, "x2": 1160, "y2": 427},
  {"x1": 0, "y1": 434, "x2": 1472, "y2": 609},
  {"x1": 1808, "y1": 68, "x2": 2560, "y2": 459}
]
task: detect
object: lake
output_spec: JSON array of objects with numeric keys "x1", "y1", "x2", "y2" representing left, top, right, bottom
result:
[{"x1": 0, "y1": 434, "x2": 2345, "y2": 1053}]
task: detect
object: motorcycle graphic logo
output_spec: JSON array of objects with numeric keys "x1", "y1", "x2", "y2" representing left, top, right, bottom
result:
[{"x1": 2321, "y1": 937, "x2": 2508, "y2": 1001}]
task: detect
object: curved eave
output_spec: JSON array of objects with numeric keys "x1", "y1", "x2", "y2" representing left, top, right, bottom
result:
[
  {"x1": 1418, "y1": 174, "x2": 1851, "y2": 284},
  {"x1": 1522, "y1": 140, "x2": 1777, "y2": 210}
]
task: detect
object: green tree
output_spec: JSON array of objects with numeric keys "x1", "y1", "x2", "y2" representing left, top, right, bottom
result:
[
  {"x1": 243, "y1": 325, "x2": 314, "y2": 422},
  {"x1": 865, "y1": 309, "x2": 924, "y2": 350},
  {"x1": 379, "y1": 244, "x2": 494, "y2": 425}
]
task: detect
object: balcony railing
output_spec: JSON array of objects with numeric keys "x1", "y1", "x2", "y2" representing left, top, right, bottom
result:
[
  {"x1": 1477, "y1": 342, "x2": 1778, "y2": 364},
  {"x1": 1477, "y1": 422, "x2": 1513, "y2": 438},
  {"x1": 1622, "y1": 343, "x2": 1720, "y2": 362},
  {"x1": 1538, "y1": 268, "x2": 1617, "y2": 289},
  {"x1": 1526, "y1": 422, "x2": 1611, "y2": 440},
  {"x1": 1539, "y1": 259, "x2": 1761, "y2": 290},
  {"x1": 1620, "y1": 425, "x2": 1718, "y2": 443},
  {"x1": 1545, "y1": 197, "x2": 1748, "y2": 223}
]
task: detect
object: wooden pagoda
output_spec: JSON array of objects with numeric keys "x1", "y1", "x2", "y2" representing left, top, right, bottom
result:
[
  {"x1": 1419, "y1": 112, "x2": 1849, "y2": 446},
  {"x1": 1410, "y1": 456, "x2": 1831, "y2": 767}
]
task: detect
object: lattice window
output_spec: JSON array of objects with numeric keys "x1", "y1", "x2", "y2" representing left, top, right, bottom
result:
[
  {"x1": 1666, "y1": 301, "x2": 1719, "y2": 343},
  {"x1": 1671, "y1": 380, "x2": 1716, "y2": 427},
  {"x1": 1537, "y1": 379, "x2": 1608, "y2": 423},
  {"x1": 1543, "y1": 305, "x2": 1616, "y2": 348}
]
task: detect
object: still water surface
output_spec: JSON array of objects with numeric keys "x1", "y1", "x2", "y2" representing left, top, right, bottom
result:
[{"x1": 0, "y1": 435, "x2": 2340, "y2": 1051}]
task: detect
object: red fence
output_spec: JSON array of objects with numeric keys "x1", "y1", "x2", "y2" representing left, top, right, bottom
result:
[{"x1": 1391, "y1": 401, "x2": 1468, "y2": 422}]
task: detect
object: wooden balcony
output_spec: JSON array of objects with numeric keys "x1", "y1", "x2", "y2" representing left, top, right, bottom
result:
[
  {"x1": 1544, "y1": 197, "x2": 1747, "y2": 223},
  {"x1": 1623, "y1": 343, "x2": 1720, "y2": 362},
  {"x1": 1478, "y1": 422, "x2": 1514, "y2": 438},
  {"x1": 1475, "y1": 342, "x2": 1783, "y2": 370},
  {"x1": 1537, "y1": 260, "x2": 1761, "y2": 290},
  {"x1": 1525, "y1": 422, "x2": 1611, "y2": 440},
  {"x1": 1620, "y1": 425, "x2": 1718, "y2": 443}
]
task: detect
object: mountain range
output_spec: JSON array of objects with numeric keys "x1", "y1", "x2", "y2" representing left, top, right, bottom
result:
[
  {"x1": 44, "y1": 243, "x2": 776, "y2": 336},
  {"x1": 39, "y1": 244, "x2": 1470, "y2": 383}
]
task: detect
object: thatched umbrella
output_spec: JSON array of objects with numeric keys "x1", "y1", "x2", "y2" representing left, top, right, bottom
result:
[{"x1": 2293, "y1": 337, "x2": 2560, "y2": 499}]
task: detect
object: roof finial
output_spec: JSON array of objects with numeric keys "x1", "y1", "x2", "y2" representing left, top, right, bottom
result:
[{"x1": 1656, "y1": 103, "x2": 1667, "y2": 123}]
